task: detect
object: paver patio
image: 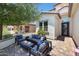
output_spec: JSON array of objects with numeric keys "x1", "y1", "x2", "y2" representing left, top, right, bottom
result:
[
  {"x1": 0, "y1": 44, "x2": 30, "y2": 56},
  {"x1": 48, "y1": 36, "x2": 76, "y2": 56}
]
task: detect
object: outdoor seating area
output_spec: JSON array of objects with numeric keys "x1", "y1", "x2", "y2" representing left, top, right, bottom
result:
[
  {"x1": 0, "y1": 3, "x2": 79, "y2": 56},
  {"x1": 15, "y1": 34, "x2": 52, "y2": 56},
  {"x1": 0, "y1": 35, "x2": 76, "y2": 56}
]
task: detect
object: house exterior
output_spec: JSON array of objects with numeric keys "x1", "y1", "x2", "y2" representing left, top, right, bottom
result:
[
  {"x1": 36, "y1": 11, "x2": 61, "y2": 39},
  {"x1": 35, "y1": 3, "x2": 79, "y2": 49},
  {"x1": 1, "y1": 3, "x2": 79, "y2": 50},
  {"x1": 43, "y1": 3, "x2": 79, "y2": 48},
  {"x1": 35, "y1": 3, "x2": 69, "y2": 39},
  {"x1": 55, "y1": 3, "x2": 79, "y2": 48}
]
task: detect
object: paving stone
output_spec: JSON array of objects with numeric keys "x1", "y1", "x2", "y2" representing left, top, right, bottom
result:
[{"x1": 49, "y1": 36, "x2": 75, "y2": 56}]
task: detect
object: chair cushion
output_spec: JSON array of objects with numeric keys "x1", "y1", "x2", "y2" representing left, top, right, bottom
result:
[
  {"x1": 20, "y1": 40, "x2": 34, "y2": 49},
  {"x1": 32, "y1": 45, "x2": 38, "y2": 51},
  {"x1": 37, "y1": 40, "x2": 43, "y2": 45},
  {"x1": 40, "y1": 36, "x2": 46, "y2": 41},
  {"x1": 32, "y1": 34, "x2": 40, "y2": 39},
  {"x1": 15, "y1": 35, "x2": 24, "y2": 42}
]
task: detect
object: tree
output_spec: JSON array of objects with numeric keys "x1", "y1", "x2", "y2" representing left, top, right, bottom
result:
[{"x1": 0, "y1": 3, "x2": 40, "y2": 40}]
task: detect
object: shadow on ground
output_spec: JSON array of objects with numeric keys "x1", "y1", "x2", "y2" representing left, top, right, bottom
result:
[{"x1": 56, "y1": 36, "x2": 65, "y2": 41}]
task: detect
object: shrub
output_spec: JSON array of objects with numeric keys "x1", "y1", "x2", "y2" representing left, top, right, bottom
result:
[
  {"x1": 37, "y1": 28, "x2": 46, "y2": 36},
  {"x1": 3, "y1": 34, "x2": 13, "y2": 39}
]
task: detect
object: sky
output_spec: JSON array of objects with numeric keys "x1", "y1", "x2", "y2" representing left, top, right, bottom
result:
[{"x1": 36, "y1": 3, "x2": 56, "y2": 11}]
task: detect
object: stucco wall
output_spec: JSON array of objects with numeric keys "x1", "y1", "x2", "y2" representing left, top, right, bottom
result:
[
  {"x1": 55, "y1": 3, "x2": 69, "y2": 12},
  {"x1": 48, "y1": 15, "x2": 55, "y2": 39},
  {"x1": 72, "y1": 7, "x2": 79, "y2": 47},
  {"x1": 55, "y1": 15, "x2": 61, "y2": 38},
  {"x1": 69, "y1": 18, "x2": 73, "y2": 36}
]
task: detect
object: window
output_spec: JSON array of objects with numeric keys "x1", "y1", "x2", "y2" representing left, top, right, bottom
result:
[
  {"x1": 39, "y1": 21, "x2": 48, "y2": 31},
  {"x1": 39, "y1": 22, "x2": 42, "y2": 29},
  {"x1": 44, "y1": 21, "x2": 48, "y2": 31}
]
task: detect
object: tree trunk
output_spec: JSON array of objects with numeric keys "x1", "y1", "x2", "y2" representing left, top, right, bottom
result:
[{"x1": 0, "y1": 24, "x2": 3, "y2": 40}]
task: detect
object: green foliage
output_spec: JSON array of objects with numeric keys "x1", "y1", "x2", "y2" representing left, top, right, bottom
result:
[
  {"x1": 0, "y1": 3, "x2": 40, "y2": 25},
  {"x1": 2, "y1": 26, "x2": 10, "y2": 35},
  {"x1": 2, "y1": 26, "x2": 13, "y2": 39},
  {"x1": 0, "y1": 3, "x2": 40, "y2": 39},
  {"x1": 0, "y1": 32, "x2": 1, "y2": 37},
  {"x1": 37, "y1": 28, "x2": 46, "y2": 36},
  {"x1": 3, "y1": 34, "x2": 13, "y2": 39}
]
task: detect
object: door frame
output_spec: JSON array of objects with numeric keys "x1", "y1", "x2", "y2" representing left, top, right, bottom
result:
[{"x1": 61, "y1": 22, "x2": 69, "y2": 36}]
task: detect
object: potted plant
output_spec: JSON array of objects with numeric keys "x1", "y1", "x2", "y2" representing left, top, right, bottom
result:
[{"x1": 37, "y1": 28, "x2": 46, "y2": 36}]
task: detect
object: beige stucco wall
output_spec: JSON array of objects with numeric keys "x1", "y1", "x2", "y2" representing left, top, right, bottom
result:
[
  {"x1": 70, "y1": 4, "x2": 79, "y2": 19},
  {"x1": 69, "y1": 18, "x2": 73, "y2": 36},
  {"x1": 71, "y1": 4, "x2": 79, "y2": 47},
  {"x1": 55, "y1": 15, "x2": 61, "y2": 38},
  {"x1": 59, "y1": 7, "x2": 68, "y2": 16},
  {"x1": 55, "y1": 3, "x2": 69, "y2": 12}
]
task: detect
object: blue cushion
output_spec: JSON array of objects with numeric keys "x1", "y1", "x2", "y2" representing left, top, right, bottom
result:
[
  {"x1": 20, "y1": 40, "x2": 34, "y2": 49},
  {"x1": 37, "y1": 40, "x2": 43, "y2": 45},
  {"x1": 16, "y1": 35, "x2": 23, "y2": 39},
  {"x1": 15, "y1": 35, "x2": 24, "y2": 42},
  {"x1": 32, "y1": 35, "x2": 40, "y2": 39},
  {"x1": 32, "y1": 45, "x2": 38, "y2": 51}
]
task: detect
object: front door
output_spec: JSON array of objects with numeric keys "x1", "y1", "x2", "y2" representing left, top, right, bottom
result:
[{"x1": 62, "y1": 22, "x2": 69, "y2": 36}]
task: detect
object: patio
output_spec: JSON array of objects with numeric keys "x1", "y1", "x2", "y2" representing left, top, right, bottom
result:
[
  {"x1": 0, "y1": 36, "x2": 76, "y2": 56},
  {"x1": 0, "y1": 44, "x2": 31, "y2": 56},
  {"x1": 49, "y1": 36, "x2": 76, "y2": 56},
  {"x1": 0, "y1": 3, "x2": 79, "y2": 56}
]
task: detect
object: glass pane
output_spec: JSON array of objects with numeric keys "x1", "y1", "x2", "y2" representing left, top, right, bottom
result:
[
  {"x1": 39, "y1": 22, "x2": 42, "y2": 29},
  {"x1": 39, "y1": 22, "x2": 42, "y2": 26},
  {"x1": 44, "y1": 21, "x2": 48, "y2": 31},
  {"x1": 44, "y1": 21, "x2": 48, "y2": 26}
]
